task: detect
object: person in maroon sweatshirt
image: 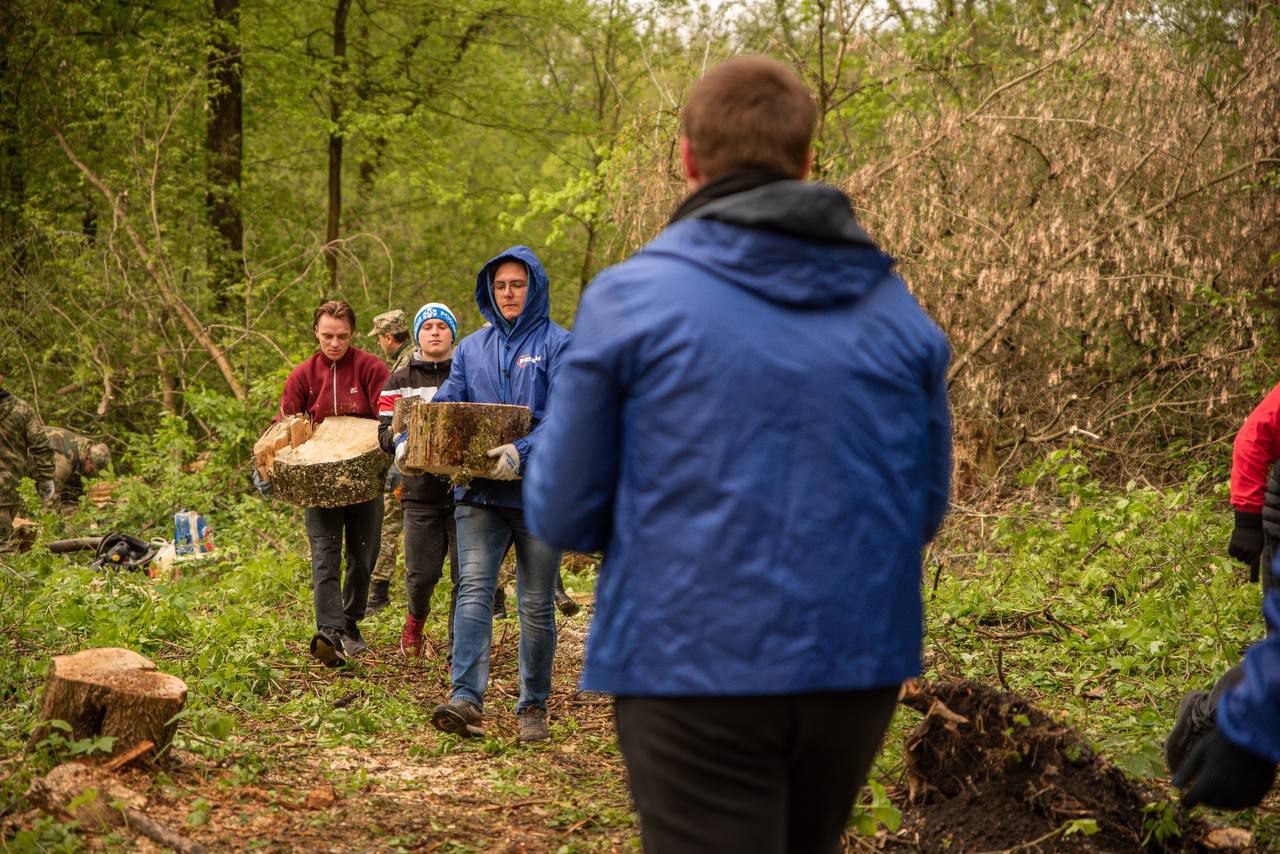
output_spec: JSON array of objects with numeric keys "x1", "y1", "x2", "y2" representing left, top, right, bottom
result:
[{"x1": 275, "y1": 299, "x2": 390, "y2": 666}]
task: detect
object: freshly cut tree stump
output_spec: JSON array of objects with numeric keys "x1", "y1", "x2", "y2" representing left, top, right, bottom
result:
[
  {"x1": 30, "y1": 648, "x2": 187, "y2": 758},
  {"x1": 269, "y1": 415, "x2": 388, "y2": 508},
  {"x1": 396, "y1": 401, "x2": 531, "y2": 482},
  {"x1": 252, "y1": 414, "x2": 313, "y2": 479}
]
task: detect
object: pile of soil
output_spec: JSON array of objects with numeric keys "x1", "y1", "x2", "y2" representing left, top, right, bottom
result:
[{"x1": 896, "y1": 680, "x2": 1215, "y2": 852}]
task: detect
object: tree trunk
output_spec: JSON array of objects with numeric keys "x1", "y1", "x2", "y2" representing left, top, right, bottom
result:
[
  {"x1": 0, "y1": 14, "x2": 26, "y2": 274},
  {"x1": 266, "y1": 415, "x2": 387, "y2": 508},
  {"x1": 29, "y1": 648, "x2": 188, "y2": 758},
  {"x1": 206, "y1": 0, "x2": 243, "y2": 311},
  {"x1": 325, "y1": 0, "x2": 351, "y2": 289},
  {"x1": 396, "y1": 401, "x2": 531, "y2": 481}
]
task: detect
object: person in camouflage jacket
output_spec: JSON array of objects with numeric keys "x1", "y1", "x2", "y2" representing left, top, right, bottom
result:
[
  {"x1": 366, "y1": 309, "x2": 416, "y2": 610},
  {"x1": 0, "y1": 379, "x2": 55, "y2": 551},
  {"x1": 43, "y1": 426, "x2": 111, "y2": 507}
]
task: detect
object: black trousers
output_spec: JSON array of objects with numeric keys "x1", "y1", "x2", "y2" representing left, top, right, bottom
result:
[
  {"x1": 403, "y1": 501, "x2": 458, "y2": 623},
  {"x1": 615, "y1": 688, "x2": 899, "y2": 854},
  {"x1": 305, "y1": 496, "x2": 383, "y2": 633}
]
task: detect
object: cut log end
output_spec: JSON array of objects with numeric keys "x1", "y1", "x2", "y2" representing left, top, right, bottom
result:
[
  {"x1": 31, "y1": 647, "x2": 188, "y2": 759},
  {"x1": 398, "y1": 401, "x2": 531, "y2": 485},
  {"x1": 261, "y1": 416, "x2": 388, "y2": 508}
]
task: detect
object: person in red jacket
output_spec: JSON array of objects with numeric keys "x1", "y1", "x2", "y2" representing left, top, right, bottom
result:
[
  {"x1": 1229, "y1": 383, "x2": 1280, "y2": 591},
  {"x1": 273, "y1": 300, "x2": 390, "y2": 666}
]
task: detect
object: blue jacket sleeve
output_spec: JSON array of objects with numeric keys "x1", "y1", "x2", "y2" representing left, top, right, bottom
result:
[
  {"x1": 923, "y1": 338, "x2": 952, "y2": 543},
  {"x1": 512, "y1": 330, "x2": 570, "y2": 469},
  {"x1": 1217, "y1": 556, "x2": 1280, "y2": 763},
  {"x1": 432, "y1": 344, "x2": 469, "y2": 404},
  {"x1": 524, "y1": 288, "x2": 626, "y2": 552}
]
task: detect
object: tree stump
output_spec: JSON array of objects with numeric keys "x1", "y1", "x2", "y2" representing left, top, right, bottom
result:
[
  {"x1": 396, "y1": 401, "x2": 531, "y2": 482},
  {"x1": 252, "y1": 413, "x2": 313, "y2": 479},
  {"x1": 30, "y1": 648, "x2": 187, "y2": 758},
  {"x1": 268, "y1": 415, "x2": 388, "y2": 508}
]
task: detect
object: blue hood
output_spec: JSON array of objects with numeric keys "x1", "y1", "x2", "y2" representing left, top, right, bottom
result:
[
  {"x1": 651, "y1": 181, "x2": 893, "y2": 308},
  {"x1": 475, "y1": 245, "x2": 552, "y2": 339}
]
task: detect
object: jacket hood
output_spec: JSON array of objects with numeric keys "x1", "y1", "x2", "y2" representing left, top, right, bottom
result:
[
  {"x1": 651, "y1": 181, "x2": 894, "y2": 308},
  {"x1": 475, "y1": 245, "x2": 551, "y2": 339}
]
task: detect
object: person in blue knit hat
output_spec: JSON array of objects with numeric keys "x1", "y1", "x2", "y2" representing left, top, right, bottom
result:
[{"x1": 376, "y1": 300, "x2": 505, "y2": 659}]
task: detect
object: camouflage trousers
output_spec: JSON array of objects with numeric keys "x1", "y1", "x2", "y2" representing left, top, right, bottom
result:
[
  {"x1": 0, "y1": 504, "x2": 35, "y2": 554},
  {"x1": 371, "y1": 491, "x2": 403, "y2": 584}
]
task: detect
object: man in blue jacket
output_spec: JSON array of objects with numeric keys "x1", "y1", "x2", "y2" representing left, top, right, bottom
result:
[
  {"x1": 524, "y1": 56, "x2": 951, "y2": 852},
  {"x1": 428, "y1": 246, "x2": 570, "y2": 744}
]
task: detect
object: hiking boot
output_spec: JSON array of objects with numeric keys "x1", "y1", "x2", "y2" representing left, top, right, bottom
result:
[
  {"x1": 401, "y1": 612, "x2": 427, "y2": 658},
  {"x1": 366, "y1": 580, "x2": 391, "y2": 614},
  {"x1": 517, "y1": 707, "x2": 549, "y2": 743},
  {"x1": 1166, "y1": 689, "x2": 1214, "y2": 775},
  {"x1": 493, "y1": 587, "x2": 508, "y2": 619},
  {"x1": 310, "y1": 627, "x2": 347, "y2": 668},
  {"x1": 555, "y1": 589, "x2": 581, "y2": 618},
  {"x1": 342, "y1": 625, "x2": 368, "y2": 657},
  {"x1": 431, "y1": 699, "x2": 484, "y2": 738}
]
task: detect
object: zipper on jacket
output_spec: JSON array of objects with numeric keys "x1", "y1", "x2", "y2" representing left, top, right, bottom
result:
[
  {"x1": 499, "y1": 337, "x2": 510, "y2": 404},
  {"x1": 331, "y1": 361, "x2": 338, "y2": 417}
]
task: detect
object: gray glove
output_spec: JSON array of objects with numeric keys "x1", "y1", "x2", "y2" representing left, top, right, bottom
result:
[
  {"x1": 251, "y1": 469, "x2": 273, "y2": 497},
  {"x1": 37, "y1": 480, "x2": 55, "y2": 505},
  {"x1": 485, "y1": 444, "x2": 521, "y2": 481}
]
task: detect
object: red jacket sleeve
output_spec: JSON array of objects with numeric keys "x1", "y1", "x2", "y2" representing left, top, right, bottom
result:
[
  {"x1": 277, "y1": 363, "x2": 309, "y2": 421},
  {"x1": 1231, "y1": 382, "x2": 1280, "y2": 513},
  {"x1": 361, "y1": 352, "x2": 390, "y2": 416}
]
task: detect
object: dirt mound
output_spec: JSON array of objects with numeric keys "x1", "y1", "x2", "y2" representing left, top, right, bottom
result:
[{"x1": 896, "y1": 680, "x2": 1215, "y2": 852}]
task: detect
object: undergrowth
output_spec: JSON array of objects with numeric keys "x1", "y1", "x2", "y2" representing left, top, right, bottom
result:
[{"x1": 1, "y1": 432, "x2": 1276, "y2": 848}]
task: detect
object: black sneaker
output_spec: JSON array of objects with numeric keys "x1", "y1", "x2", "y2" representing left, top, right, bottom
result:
[
  {"x1": 343, "y1": 624, "x2": 369, "y2": 657},
  {"x1": 1165, "y1": 689, "x2": 1214, "y2": 776},
  {"x1": 431, "y1": 699, "x2": 484, "y2": 738},
  {"x1": 493, "y1": 587, "x2": 508, "y2": 619},
  {"x1": 555, "y1": 590, "x2": 581, "y2": 617},
  {"x1": 310, "y1": 627, "x2": 347, "y2": 668},
  {"x1": 366, "y1": 580, "x2": 390, "y2": 614}
]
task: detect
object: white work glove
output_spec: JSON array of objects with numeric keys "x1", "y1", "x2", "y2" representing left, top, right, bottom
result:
[
  {"x1": 251, "y1": 469, "x2": 273, "y2": 498},
  {"x1": 394, "y1": 432, "x2": 409, "y2": 467},
  {"x1": 485, "y1": 444, "x2": 521, "y2": 480}
]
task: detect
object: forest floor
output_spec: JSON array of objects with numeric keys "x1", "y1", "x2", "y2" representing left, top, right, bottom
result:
[{"x1": 2, "y1": 452, "x2": 1280, "y2": 851}]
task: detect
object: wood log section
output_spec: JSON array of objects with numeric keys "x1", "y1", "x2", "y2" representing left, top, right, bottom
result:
[
  {"x1": 29, "y1": 762, "x2": 208, "y2": 854},
  {"x1": 30, "y1": 648, "x2": 187, "y2": 758},
  {"x1": 268, "y1": 415, "x2": 388, "y2": 508},
  {"x1": 252, "y1": 413, "x2": 313, "y2": 479},
  {"x1": 396, "y1": 401, "x2": 531, "y2": 481}
]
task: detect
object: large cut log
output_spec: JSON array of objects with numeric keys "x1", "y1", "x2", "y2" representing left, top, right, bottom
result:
[
  {"x1": 396, "y1": 401, "x2": 531, "y2": 482},
  {"x1": 29, "y1": 648, "x2": 187, "y2": 758},
  {"x1": 268, "y1": 415, "x2": 388, "y2": 508},
  {"x1": 252, "y1": 413, "x2": 313, "y2": 479}
]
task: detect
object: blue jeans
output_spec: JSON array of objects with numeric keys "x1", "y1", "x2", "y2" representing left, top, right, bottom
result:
[{"x1": 451, "y1": 503, "x2": 562, "y2": 713}]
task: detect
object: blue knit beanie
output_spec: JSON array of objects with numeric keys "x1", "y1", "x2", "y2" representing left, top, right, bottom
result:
[{"x1": 414, "y1": 302, "x2": 458, "y2": 344}]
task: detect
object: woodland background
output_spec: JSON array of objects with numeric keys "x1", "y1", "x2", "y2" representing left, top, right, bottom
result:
[
  {"x1": 0, "y1": 0, "x2": 1276, "y2": 481},
  {"x1": 1, "y1": 1, "x2": 1279, "y2": 850}
]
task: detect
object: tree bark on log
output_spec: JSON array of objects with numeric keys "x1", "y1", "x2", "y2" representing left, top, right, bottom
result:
[
  {"x1": 396, "y1": 401, "x2": 531, "y2": 481},
  {"x1": 30, "y1": 648, "x2": 187, "y2": 758},
  {"x1": 267, "y1": 415, "x2": 387, "y2": 508}
]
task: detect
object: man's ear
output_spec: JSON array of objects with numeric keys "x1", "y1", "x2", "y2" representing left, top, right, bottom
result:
[
  {"x1": 680, "y1": 136, "x2": 704, "y2": 190},
  {"x1": 798, "y1": 148, "x2": 815, "y2": 180}
]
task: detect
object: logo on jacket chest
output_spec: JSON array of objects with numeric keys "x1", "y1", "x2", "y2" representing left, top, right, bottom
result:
[
  {"x1": 516, "y1": 354, "x2": 542, "y2": 369},
  {"x1": 349, "y1": 387, "x2": 359, "y2": 395}
]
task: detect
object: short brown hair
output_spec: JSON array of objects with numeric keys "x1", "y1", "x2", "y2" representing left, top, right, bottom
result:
[
  {"x1": 682, "y1": 56, "x2": 816, "y2": 181},
  {"x1": 313, "y1": 299, "x2": 357, "y2": 332}
]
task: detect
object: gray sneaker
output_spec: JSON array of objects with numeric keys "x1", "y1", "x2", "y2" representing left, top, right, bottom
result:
[
  {"x1": 517, "y1": 707, "x2": 549, "y2": 743},
  {"x1": 432, "y1": 699, "x2": 484, "y2": 738},
  {"x1": 342, "y1": 626, "x2": 368, "y2": 657}
]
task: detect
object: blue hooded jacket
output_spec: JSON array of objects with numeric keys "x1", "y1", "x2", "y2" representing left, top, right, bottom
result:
[
  {"x1": 524, "y1": 181, "x2": 952, "y2": 696},
  {"x1": 1217, "y1": 554, "x2": 1280, "y2": 762},
  {"x1": 432, "y1": 245, "x2": 571, "y2": 509}
]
